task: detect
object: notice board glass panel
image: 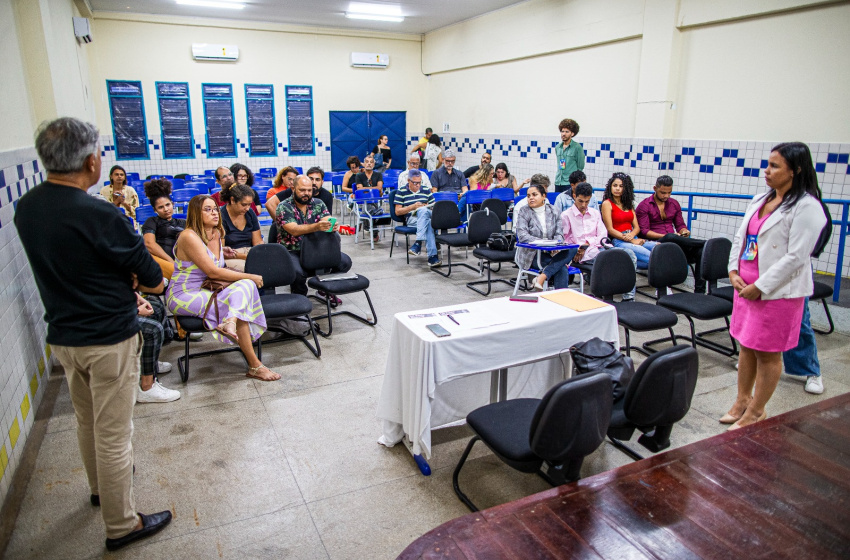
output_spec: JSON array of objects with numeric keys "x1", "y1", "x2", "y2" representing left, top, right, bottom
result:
[
  {"x1": 285, "y1": 85, "x2": 314, "y2": 156},
  {"x1": 245, "y1": 84, "x2": 276, "y2": 156},
  {"x1": 202, "y1": 83, "x2": 236, "y2": 157},
  {"x1": 107, "y1": 80, "x2": 149, "y2": 160},
  {"x1": 156, "y1": 82, "x2": 194, "y2": 159}
]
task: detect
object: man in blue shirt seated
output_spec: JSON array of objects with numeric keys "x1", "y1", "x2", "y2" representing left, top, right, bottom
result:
[
  {"x1": 429, "y1": 148, "x2": 467, "y2": 213},
  {"x1": 395, "y1": 170, "x2": 442, "y2": 267},
  {"x1": 553, "y1": 170, "x2": 600, "y2": 216}
]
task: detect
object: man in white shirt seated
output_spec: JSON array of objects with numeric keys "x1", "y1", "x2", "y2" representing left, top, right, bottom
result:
[{"x1": 397, "y1": 153, "x2": 432, "y2": 190}]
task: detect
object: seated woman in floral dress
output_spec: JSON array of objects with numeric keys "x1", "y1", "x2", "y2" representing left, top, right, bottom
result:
[{"x1": 167, "y1": 194, "x2": 280, "y2": 381}]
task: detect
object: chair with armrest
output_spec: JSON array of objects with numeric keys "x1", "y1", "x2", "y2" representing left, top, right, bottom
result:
[
  {"x1": 607, "y1": 345, "x2": 699, "y2": 460},
  {"x1": 388, "y1": 190, "x2": 417, "y2": 264},
  {"x1": 353, "y1": 188, "x2": 391, "y2": 250},
  {"x1": 300, "y1": 232, "x2": 376, "y2": 337},
  {"x1": 453, "y1": 372, "x2": 613, "y2": 512},
  {"x1": 589, "y1": 248, "x2": 679, "y2": 357},
  {"x1": 431, "y1": 200, "x2": 475, "y2": 278},
  {"x1": 463, "y1": 190, "x2": 493, "y2": 220},
  {"x1": 431, "y1": 191, "x2": 458, "y2": 203},
  {"x1": 643, "y1": 243, "x2": 737, "y2": 356},
  {"x1": 466, "y1": 209, "x2": 516, "y2": 296},
  {"x1": 244, "y1": 243, "x2": 321, "y2": 356}
]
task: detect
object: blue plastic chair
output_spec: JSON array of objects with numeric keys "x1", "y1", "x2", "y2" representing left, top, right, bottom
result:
[
  {"x1": 464, "y1": 190, "x2": 493, "y2": 220},
  {"x1": 184, "y1": 181, "x2": 208, "y2": 193},
  {"x1": 255, "y1": 188, "x2": 270, "y2": 204},
  {"x1": 324, "y1": 172, "x2": 334, "y2": 182},
  {"x1": 353, "y1": 188, "x2": 390, "y2": 250},
  {"x1": 149, "y1": 175, "x2": 173, "y2": 180},
  {"x1": 172, "y1": 213, "x2": 187, "y2": 220},
  {"x1": 294, "y1": 167, "x2": 303, "y2": 175},
  {"x1": 170, "y1": 178, "x2": 185, "y2": 190},
  {"x1": 172, "y1": 189, "x2": 200, "y2": 212},
  {"x1": 135, "y1": 205, "x2": 156, "y2": 224},
  {"x1": 388, "y1": 190, "x2": 418, "y2": 264},
  {"x1": 491, "y1": 188, "x2": 515, "y2": 202},
  {"x1": 432, "y1": 191, "x2": 459, "y2": 203},
  {"x1": 519, "y1": 187, "x2": 529, "y2": 198},
  {"x1": 547, "y1": 192, "x2": 558, "y2": 205},
  {"x1": 126, "y1": 172, "x2": 140, "y2": 182},
  {"x1": 259, "y1": 167, "x2": 277, "y2": 176},
  {"x1": 203, "y1": 169, "x2": 216, "y2": 176},
  {"x1": 255, "y1": 178, "x2": 272, "y2": 188}
]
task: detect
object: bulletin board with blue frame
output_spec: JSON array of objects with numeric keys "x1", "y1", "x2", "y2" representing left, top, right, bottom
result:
[
  {"x1": 202, "y1": 83, "x2": 236, "y2": 158},
  {"x1": 285, "y1": 85, "x2": 315, "y2": 156},
  {"x1": 156, "y1": 82, "x2": 195, "y2": 159},
  {"x1": 106, "y1": 80, "x2": 149, "y2": 160},
  {"x1": 245, "y1": 84, "x2": 277, "y2": 157}
]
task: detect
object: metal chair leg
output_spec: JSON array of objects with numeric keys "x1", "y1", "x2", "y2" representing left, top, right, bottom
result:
[
  {"x1": 607, "y1": 436, "x2": 645, "y2": 461},
  {"x1": 813, "y1": 299, "x2": 835, "y2": 335},
  {"x1": 452, "y1": 436, "x2": 481, "y2": 512}
]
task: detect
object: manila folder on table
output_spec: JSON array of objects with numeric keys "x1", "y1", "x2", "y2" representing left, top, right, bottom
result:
[{"x1": 541, "y1": 290, "x2": 610, "y2": 312}]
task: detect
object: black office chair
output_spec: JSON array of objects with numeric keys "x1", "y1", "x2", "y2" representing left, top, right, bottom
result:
[
  {"x1": 387, "y1": 190, "x2": 417, "y2": 264},
  {"x1": 607, "y1": 345, "x2": 699, "y2": 460},
  {"x1": 643, "y1": 243, "x2": 737, "y2": 356},
  {"x1": 245, "y1": 243, "x2": 321, "y2": 356},
  {"x1": 300, "y1": 232, "x2": 377, "y2": 337},
  {"x1": 173, "y1": 315, "x2": 253, "y2": 383},
  {"x1": 480, "y1": 198, "x2": 508, "y2": 231},
  {"x1": 589, "y1": 248, "x2": 679, "y2": 357},
  {"x1": 453, "y1": 373, "x2": 612, "y2": 512},
  {"x1": 466, "y1": 210, "x2": 516, "y2": 296},
  {"x1": 810, "y1": 281, "x2": 835, "y2": 335},
  {"x1": 431, "y1": 200, "x2": 475, "y2": 277}
]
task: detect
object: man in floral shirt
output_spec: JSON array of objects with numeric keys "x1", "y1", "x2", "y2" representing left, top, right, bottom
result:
[{"x1": 276, "y1": 175, "x2": 353, "y2": 296}]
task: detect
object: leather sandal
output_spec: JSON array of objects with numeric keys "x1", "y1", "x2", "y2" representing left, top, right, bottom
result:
[{"x1": 246, "y1": 364, "x2": 281, "y2": 382}]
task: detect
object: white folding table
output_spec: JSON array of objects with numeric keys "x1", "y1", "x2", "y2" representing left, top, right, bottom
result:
[{"x1": 376, "y1": 290, "x2": 619, "y2": 474}]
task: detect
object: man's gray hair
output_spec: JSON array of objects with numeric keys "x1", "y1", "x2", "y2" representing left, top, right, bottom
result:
[
  {"x1": 35, "y1": 117, "x2": 100, "y2": 173},
  {"x1": 530, "y1": 173, "x2": 550, "y2": 189},
  {"x1": 408, "y1": 153, "x2": 421, "y2": 161}
]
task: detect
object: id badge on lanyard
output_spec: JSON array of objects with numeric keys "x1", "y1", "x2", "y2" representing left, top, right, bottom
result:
[
  {"x1": 742, "y1": 234, "x2": 758, "y2": 261},
  {"x1": 559, "y1": 159, "x2": 567, "y2": 170}
]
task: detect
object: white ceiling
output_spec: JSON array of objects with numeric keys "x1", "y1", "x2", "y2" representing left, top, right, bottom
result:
[{"x1": 88, "y1": 0, "x2": 528, "y2": 35}]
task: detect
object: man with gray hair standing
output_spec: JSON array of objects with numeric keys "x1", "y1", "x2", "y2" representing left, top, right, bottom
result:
[{"x1": 15, "y1": 118, "x2": 172, "y2": 551}]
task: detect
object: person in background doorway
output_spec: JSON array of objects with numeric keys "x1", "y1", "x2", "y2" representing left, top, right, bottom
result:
[
  {"x1": 372, "y1": 134, "x2": 392, "y2": 171},
  {"x1": 554, "y1": 118, "x2": 585, "y2": 193}
]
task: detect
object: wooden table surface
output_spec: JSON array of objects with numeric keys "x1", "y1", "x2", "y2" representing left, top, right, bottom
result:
[{"x1": 398, "y1": 392, "x2": 850, "y2": 559}]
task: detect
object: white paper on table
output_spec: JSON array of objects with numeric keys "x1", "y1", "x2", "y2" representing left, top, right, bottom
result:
[
  {"x1": 529, "y1": 239, "x2": 560, "y2": 247},
  {"x1": 442, "y1": 309, "x2": 507, "y2": 332}
]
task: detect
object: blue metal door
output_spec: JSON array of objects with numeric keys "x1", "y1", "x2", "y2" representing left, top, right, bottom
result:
[
  {"x1": 368, "y1": 111, "x2": 407, "y2": 170},
  {"x1": 329, "y1": 110, "x2": 406, "y2": 171},
  {"x1": 329, "y1": 111, "x2": 369, "y2": 171}
]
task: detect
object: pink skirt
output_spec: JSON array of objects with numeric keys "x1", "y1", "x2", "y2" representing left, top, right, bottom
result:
[{"x1": 730, "y1": 291, "x2": 804, "y2": 352}]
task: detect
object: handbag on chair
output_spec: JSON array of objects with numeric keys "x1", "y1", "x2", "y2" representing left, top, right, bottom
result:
[{"x1": 570, "y1": 337, "x2": 634, "y2": 401}]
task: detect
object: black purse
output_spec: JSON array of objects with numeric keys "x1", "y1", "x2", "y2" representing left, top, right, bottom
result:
[
  {"x1": 486, "y1": 232, "x2": 515, "y2": 251},
  {"x1": 570, "y1": 337, "x2": 634, "y2": 401}
]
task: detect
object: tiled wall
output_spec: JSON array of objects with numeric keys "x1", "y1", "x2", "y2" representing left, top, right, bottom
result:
[
  {"x1": 98, "y1": 132, "x2": 334, "y2": 179},
  {"x1": 417, "y1": 134, "x2": 850, "y2": 278},
  {"x1": 0, "y1": 148, "x2": 51, "y2": 505}
]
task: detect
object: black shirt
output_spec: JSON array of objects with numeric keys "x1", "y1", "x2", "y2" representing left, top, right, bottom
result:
[
  {"x1": 355, "y1": 171, "x2": 383, "y2": 191},
  {"x1": 15, "y1": 181, "x2": 162, "y2": 346},
  {"x1": 463, "y1": 165, "x2": 480, "y2": 179},
  {"x1": 221, "y1": 206, "x2": 260, "y2": 249},
  {"x1": 271, "y1": 188, "x2": 333, "y2": 209},
  {"x1": 141, "y1": 215, "x2": 186, "y2": 258},
  {"x1": 372, "y1": 146, "x2": 392, "y2": 166}
]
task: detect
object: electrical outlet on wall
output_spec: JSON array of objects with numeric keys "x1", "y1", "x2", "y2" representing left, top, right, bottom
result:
[{"x1": 442, "y1": 123, "x2": 450, "y2": 133}]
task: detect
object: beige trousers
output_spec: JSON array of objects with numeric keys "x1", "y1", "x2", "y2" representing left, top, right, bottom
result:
[
  {"x1": 53, "y1": 333, "x2": 142, "y2": 539},
  {"x1": 224, "y1": 246, "x2": 251, "y2": 272}
]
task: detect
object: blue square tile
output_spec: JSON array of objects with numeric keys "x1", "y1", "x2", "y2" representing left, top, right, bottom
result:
[
  {"x1": 674, "y1": 155, "x2": 681, "y2": 163},
  {"x1": 101, "y1": 151, "x2": 106, "y2": 157},
  {"x1": 596, "y1": 150, "x2": 601, "y2": 157},
  {"x1": 478, "y1": 139, "x2": 484, "y2": 144},
  {"x1": 154, "y1": 145, "x2": 160, "y2": 150},
  {"x1": 609, "y1": 151, "x2": 615, "y2": 158},
  {"x1": 760, "y1": 159, "x2": 768, "y2": 169},
  {"x1": 731, "y1": 149, "x2": 739, "y2": 157},
  {"x1": 148, "y1": 139, "x2": 154, "y2": 144},
  {"x1": 743, "y1": 168, "x2": 751, "y2": 177},
  {"x1": 688, "y1": 147, "x2": 696, "y2": 156},
  {"x1": 637, "y1": 154, "x2": 643, "y2": 161},
  {"x1": 471, "y1": 148, "x2": 477, "y2": 154},
  {"x1": 624, "y1": 152, "x2": 630, "y2": 159},
  {"x1": 846, "y1": 164, "x2": 850, "y2": 174},
  {"x1": 521, "y1": 152, "x2": 527, "y2": 158},
  {"x1": 602, "y1": 143, "x2": 610, "y2": 150},
  {"x1": 495, "y1": 139, "x2": 501, "y2": 145},
  {"x1": 614, "y1": 159, "x2": 624, "y2": 166},
  {"x1": 839, "y1": 154, "x2": 849, "y2": 164},
  {"x1": 714, "y1": 157, "x2": 722, "y2": 166},
  {"x1": 0, "y1": 170, "x2": 5, "y2": 188},
  {"x1": 827, "y1": 153, "x2": 838, "y2": 163},
  {"x1": 511, "y1": 140, "x2": 518, "y2": 145},
  {"x1": 33, "y1": 161, "x2": 39, "y2": 173},
  {"x1": 17, "y1": 164, "x2": 24, "y2": 180},
  {"x1": 630, "y1": 160, "x2": 636, "y2": 168},
  {"x1": 282, "y1": 148, "x2": 288, "y2": 152},
  {"x1": 531, "y1": 141, "x2": 537, "y2": 147},
  {"x1": 502, "y1": 151, "x2": 509, "y2": 156},
  {"x1": 751, "y1": 168, "x2": 759, "y2": 177},
  {"x1": 706, "y1": 165, "x2": 714, "y2": 173},
  {"x1": 668, "y1": 163, "x2": 674, "y2": 171},
  {"x1": 816, "y1": 162, "x2": 826, "y2": 173},
  {"x1": 465, "y1": 138, "x2": 470, "y2": 143},
  {"x1": 196, "y1": 144, "x2": 202, "y2": 149},
  {"x1": 278, "y1": 143, "x2": 283, "y2": 147},
  {"x1": 653, "y1": 154, "x2": 660, "y2": 162},
  {"x1": 737, "y1": 158, "x2": 745, "y2": 167},
  {"x1": 681, "y1": 148, "x2": 688, "y2": 155},
  {"x1": 587, "y1": 157, "x2": 595, "y2": 164},
  {"x1": 699, "y1": 165, "x2": 706, "y2": 173},
  {"x1": 694, "y1": 156, "x2": 701, "y2": 164},
  {"x1": 660, "y1": 162, "x2": 667, "y2": 170},
  {"x1": 201, "y1": 149, "x2": 206, "y2": 154},
  {"x1": 541, "y1": 154, "x2": 547, "y2": 160},
  {"x1": 722, "y1": 149, "x2": 730, "y2": 157}
]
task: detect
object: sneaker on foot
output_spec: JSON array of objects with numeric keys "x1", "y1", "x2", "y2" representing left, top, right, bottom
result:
[
  {"x1": 189, "y1": 332, "x2": 203, "y2": 341},
  {"x1": 805, "y1": 375, "x2": 824, "y2": 394},
  {"x1": 157, "y1": 361, "x2": 172, "y2": 374},
  {"x1": 137, "y1": 382, "x2": 181, "y2": 403},
  {"x1": 408, "y1": 241, "x2": 422, "y2": 256},
  {"x1": 428, "y1": 254, "x2": 442, "y2": 267}
]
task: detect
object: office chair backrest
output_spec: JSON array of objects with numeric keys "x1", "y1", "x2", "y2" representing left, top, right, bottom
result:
[
  {"x1": 245, "y1": 243, "x2": 296, "y2": 288},
  {"x1": 648, "y1": 242, "x2": 688, "y2": 289},
  {"x1": 300, "y1": 231, "x2": 343, "y2": 270},
  {"x1": 388, "y1": 190, "x2": 403, "y2": 224},
  {"x1": 467, "y1": 210, "x2": 501, "y2": 245},
  {"x1": 481, "y1": 198, "x2": 508, "y2": 225},
  {"x1": 529, "y1": 373, "x2": 612, "y2": 463},
  {"x1": 623, "y1": 345, "x2": 698, "y2": 427},
  {"x1": 431, "y1": 200, "x2": 461, "y2": 231},
  {"x1": 701, "y1": 237, "x2": 732, "y2": 282},
  {"x1": 589, "y1": 248, "x2": 636, "y2": 298}
]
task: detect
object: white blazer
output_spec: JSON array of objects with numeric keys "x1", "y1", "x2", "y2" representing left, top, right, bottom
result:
[{"x1": 728, "y1": 191, "x2": 826, "y2": 301}]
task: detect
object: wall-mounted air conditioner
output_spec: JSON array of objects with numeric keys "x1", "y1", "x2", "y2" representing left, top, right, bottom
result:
[
  {"x1": 192, "y1": 44, "x2": 239, "y2": 62},
  {"x1": 350, "y1": 52, "x2": 389, "y2": 69}
]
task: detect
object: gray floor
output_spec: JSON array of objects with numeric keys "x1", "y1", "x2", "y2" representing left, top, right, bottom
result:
[{"x1": 5, "y1": 227, "x2": 850, "y2": 560}]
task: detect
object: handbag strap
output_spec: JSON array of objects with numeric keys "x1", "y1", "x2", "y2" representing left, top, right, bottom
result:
[
  {"x1": 203, "y1": 287, "x2": 223, "y2": 327},
  {"x1": 569, "y1": 344, "x2": 618, "y2": 360}
]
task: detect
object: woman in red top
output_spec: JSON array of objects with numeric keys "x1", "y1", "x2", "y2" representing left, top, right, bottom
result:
[{"x1": 601, "y1": 173, "x2": 657, "y2": 299}]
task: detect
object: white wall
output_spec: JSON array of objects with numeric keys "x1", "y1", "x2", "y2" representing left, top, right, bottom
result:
[
  {"x1": 87, "y1": 15, "x2": 427, "y2": 142},
  {"x1": 1, "y1": 0, "x2": 36, "y2": 151},
  {"x1": 674, "y1": 2, "x2": 850, "y2": 142}
]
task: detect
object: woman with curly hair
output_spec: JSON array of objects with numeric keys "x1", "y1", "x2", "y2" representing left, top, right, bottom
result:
[
  {"x1": 142, "y1": 178, "x2": 185, "y2": 279},
  {"x1": 601, "y1": 172, "x2": 656, "y2": 300},
  {"x1": 228, "y1": 163, "x2": 261, "y2": 215}
]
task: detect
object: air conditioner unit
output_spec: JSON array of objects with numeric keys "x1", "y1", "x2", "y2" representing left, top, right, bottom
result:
[
  {"x1": 350, "y1": 52, "x2": 389, "y2": 69},
  {"x1": 73, "y1": 17, "x2": 92, "y2": 44},
  {"x1": 192, "y1": 44, "x2": 239, "y2": 62}
]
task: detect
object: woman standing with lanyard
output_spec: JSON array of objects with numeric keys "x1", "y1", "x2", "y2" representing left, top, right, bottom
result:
[
  {"x1": 724, "y1": 142, "x2": 826, "y2": 430},
  {"x1": 372, "y1": 135, "x2": 392, "y2": 172}
]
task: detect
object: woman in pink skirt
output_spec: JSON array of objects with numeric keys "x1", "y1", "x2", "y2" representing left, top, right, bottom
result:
[{"x1": 724, "y1": 142, "x2": 827, "y2": 429}]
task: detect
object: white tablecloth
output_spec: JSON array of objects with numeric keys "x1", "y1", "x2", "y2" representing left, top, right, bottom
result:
[{"x1": 376, "y1": 290, "x2": 619, "y2": 459}]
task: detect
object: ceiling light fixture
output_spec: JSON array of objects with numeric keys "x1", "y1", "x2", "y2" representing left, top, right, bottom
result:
[
  {"x1": 345, "y1": 2, "x2": 403, "y2": 22},
  {"x1": 176, "y1": 0, "x2": 245, "y2": 9}
]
